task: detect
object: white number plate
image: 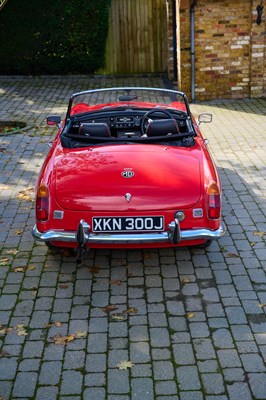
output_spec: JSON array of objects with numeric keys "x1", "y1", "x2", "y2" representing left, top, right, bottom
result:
[{"x1": 92, "y1": 216, "x2": 164, "y2": 232}]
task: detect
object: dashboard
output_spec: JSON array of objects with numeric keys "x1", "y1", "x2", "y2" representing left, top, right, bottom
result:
[{"x1": 70, "y1": 109, "x2": 189, "y2": 138}]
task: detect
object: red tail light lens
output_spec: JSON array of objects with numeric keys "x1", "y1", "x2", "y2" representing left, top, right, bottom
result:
[
  {"x1": 207, "y1": 181, "x2": 221, "y2": 219},
  {"x1": 36, "y1": 183, "x2": 49, "y2": 222}
]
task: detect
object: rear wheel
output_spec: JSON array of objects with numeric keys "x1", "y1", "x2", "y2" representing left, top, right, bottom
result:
[
  {"x1": 196, "y1": 239, "x2": 213, "y2": 249},
  {"x1": 45, "y1": 241, "x2": 76, "y2": 255}
]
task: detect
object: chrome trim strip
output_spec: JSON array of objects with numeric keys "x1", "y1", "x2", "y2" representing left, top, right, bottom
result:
[{"x1": 32, "y1": 222, "x2": 226, "y2": 245}]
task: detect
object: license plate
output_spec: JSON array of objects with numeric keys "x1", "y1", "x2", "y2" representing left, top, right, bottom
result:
[{"x1": 92, "y1": 216, "x2": 164, "y2": 233}]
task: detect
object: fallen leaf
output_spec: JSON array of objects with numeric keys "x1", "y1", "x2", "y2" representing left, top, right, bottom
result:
[
  {"x1": 181, "y1": 277, "x2": 190, "y2": 285},
  {"x1": 0, "y1": 326, "x2": 13, "y2": 335},
  {"x1": 0, "y1": 184, "x2": 11, "y2": 190},
  {"x1": 0, "y1": 148, "x2": 14, "y2": 155},
  {"x1": 90, "y1": 266, "x2": 100, "y2": 274},
  {"x1": 17, "y1": 329, "x2": 28, "y2": 337},
  {"x1": 54, "y1": 321, "x2": 62, "y2": 327},
  {"x1": 16, "y1": 187, "x2": 34, "y2": 202},
  {"x1": 110, "y1": 279, "x2": 122, "y2": 286},
  {"x1": 0, "y1": 349, "x2": 11, "y2": 357},
  {"x1": 13, "y1": 267, "x2": 26, "y2": 273},
  {"x1": 0, "y1": 257, "x2": 10, "y2": 266},
  {"x1": 226, "y1": 253, "x2": 240, "y2": 258},
  {"x1": 15, "y1": 324, "x2": 28, "y2": 336},
  {"x1": 51, "y1": 334, "x2": 75, "y2": 345},
  {"x1": 258, "y1": 304, "x2": 266, "y2": 308},
  {"x1": 15, "y1": 324, "x2": 25, "y2": 330},
  {"x1": 101, "y1": 305, "x2": 119, "y2": 313},
  {"x1": 6, "y1": 249, "x2": 19, "y2": 255},
  {"x1": 15, "y1": 230, "x2": 23, "y2": 236},
  {"x1": 122, "y1": 307, "x2": 138, "y2": 314},
  {"x1": 44, "y1": 323, "x2": 53, "y2": 329},
  {"x1": 253, "y1": 231, "x2": 266, "y2": 237},
  {"x1": 59, "y1": 284, "x2": 69, "y2": 289},
  {"x1": 75, "y1": 330, "x2": 87, "y2": 338},
  {"x1": 186, "y1": 312, "x2": 195, "y2": 319},
  {"x1": 117, "y1": 360, "x2": 134, "y2": 370},
  {"x1": 27, "y1": 265, "x2": 36, "y2": 271},
  {"x1": 111, "y1": 314, "x2": 125, "y2": 321}
]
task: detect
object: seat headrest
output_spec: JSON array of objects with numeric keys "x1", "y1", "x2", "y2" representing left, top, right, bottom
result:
[
  {"x1": 146, "y1": 119, "x2": 179, "y2": 137},
  {"x1": 78, "y1": 123, "x2": 111, "y2": 137}
]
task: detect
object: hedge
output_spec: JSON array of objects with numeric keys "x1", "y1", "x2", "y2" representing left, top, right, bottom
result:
[{"x1": 0, "y1": 0, "x2": 111, "y2": 74}]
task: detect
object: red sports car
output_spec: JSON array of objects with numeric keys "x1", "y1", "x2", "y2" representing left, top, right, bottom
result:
[{"x1": 32, "y1": 87, "x2": 225, "y2": 259}]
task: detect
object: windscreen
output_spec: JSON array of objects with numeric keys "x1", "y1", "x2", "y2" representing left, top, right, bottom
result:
[{"x1": 69, "y1": 88, "x2": 188, "y2": 116}]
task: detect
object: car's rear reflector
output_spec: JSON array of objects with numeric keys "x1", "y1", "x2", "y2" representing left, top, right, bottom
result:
[{"x1": 36, "y1": 183, "x2": 49, "y2": 222}]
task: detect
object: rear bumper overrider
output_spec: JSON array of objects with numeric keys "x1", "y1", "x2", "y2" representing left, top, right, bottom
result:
[{"x1": 32, "y1": 219, "x2": 226, "y2": 245}]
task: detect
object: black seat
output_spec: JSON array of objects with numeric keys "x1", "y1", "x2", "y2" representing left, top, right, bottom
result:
[
  {"x1": 78, "y1": 122, "x2": 111, "y2": 137},
  {"x1": 146, "y1": 119, "x2": 179, "y2": 137}
]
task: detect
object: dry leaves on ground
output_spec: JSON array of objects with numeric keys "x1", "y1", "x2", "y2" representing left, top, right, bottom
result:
[
  {"x1": 13, "y1": 265, "x2": 36, "y2": 273},
  {"x1": 51, "y1": 330, "x2": 87, "y2": 345},
  {"x1": 15, "y1": 324, "x2": 28, "y2": 336},
  {"x1": 0, "y1": 349, "x2": 11, "y2": 358},
  {"x1": 89, "y1": 266, "x2": 101, "y2": 274},
  {"x1": 44, "y1": 321, "x2": 62, "y2": 329},
  {"x1": 181, "y1": 277, "x2": 190, "y2": 285},
  {"x1": 59, "y1": 284, "x2": 69, "y2": 289},
  {"x1": 111, "y1": 314, "x2": 125, "y2": 321},
  {"x1": 122, "y1": 307, "x2": 138, "y2": 314},
  {"x1": 16, "y1": 187, "x2": 34, "y2": 202},
  {"x1": 6, "y1": 249, "x2": 19, "y2": 255},
  {"x1": 0, "y1": 257, "x2": 10, "y2": 266},
  {"x1": 117, "y1": 360, "x2": 134, "y2": 370},
  {"x1": 253, "y1": 231, "x2": 266, "y2": 237},
  {"x1": 101, "y1": 305, "x2": 119, "y2": 313},
  {"x1": 0, "y1": 323, "x2": 28, "y2": 337},
  {"x1": 226, "y1": 252, "x2": 240, "y2": 258},
  {"x1": 110, "y1": 279, "x2": 122, "y2": 286},
  {"x1": 0, "y1": 184, "x2": 11, "y2": 190}
]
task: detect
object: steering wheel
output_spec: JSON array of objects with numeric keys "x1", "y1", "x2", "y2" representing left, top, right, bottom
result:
[{"x1": 141, "y1": 109, "x2": 174, "y2": 135}]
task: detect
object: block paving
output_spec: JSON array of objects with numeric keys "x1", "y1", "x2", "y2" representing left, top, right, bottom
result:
[{"x1": 0, "y1": 75, "x2": 266, "y2": 399}]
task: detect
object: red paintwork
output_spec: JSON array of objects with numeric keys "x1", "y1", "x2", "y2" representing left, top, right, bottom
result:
[
  {"x1": 35, "y1": 96, "x2": 222, "y2": 249},
  {"x1": 70, "y1": 101, "x2": 186, "y2": 115},
  {"x1": 54, "y1": 145, "x2": 201, "y2": 211}
]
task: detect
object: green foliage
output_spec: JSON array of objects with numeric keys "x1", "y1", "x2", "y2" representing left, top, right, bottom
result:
[{"x1": 0, "y1": 0, "x2": 111, "y2": 74}]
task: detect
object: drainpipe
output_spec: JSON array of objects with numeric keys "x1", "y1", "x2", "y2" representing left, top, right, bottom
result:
[
  {"x1": 172, "y1": 0, "x2": 178, "y2": 82},
  {"x1": 190, "y1": 0, "x2": 197, "y2": 102}
]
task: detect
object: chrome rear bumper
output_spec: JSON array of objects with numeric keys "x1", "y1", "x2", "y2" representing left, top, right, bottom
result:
[{"x1": 32, "y1": 220, "x2": 226, "y2": 245}]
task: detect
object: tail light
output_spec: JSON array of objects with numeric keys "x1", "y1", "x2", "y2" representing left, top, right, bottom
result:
[
  {"x1": 207, "y1": 181, "x2": 221, "y2": 219},
  {"x1": 36, "y1": 183, "x2": 49, "y2": 222}
]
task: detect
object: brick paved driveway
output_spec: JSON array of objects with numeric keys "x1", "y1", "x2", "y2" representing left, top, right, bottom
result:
[{"x1": 0, "y1": 76, "x2": 266, "y2": 400}]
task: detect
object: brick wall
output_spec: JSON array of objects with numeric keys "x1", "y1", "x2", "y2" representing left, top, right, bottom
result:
[{"x1": 168, "y1": 0, "x2": 266, "y2": 100}]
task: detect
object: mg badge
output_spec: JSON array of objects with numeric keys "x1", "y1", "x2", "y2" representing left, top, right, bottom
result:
[
  {"x1": 122, "y1": 170, "x2": 134, "y2": 178},
  {"x1": 125, "y1": 193, "x2": 132, "y2": 202}
]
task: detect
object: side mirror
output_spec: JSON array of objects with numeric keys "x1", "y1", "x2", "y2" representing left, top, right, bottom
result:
[
  {"x1": 197, "y1": 113, "x2": 212, "y2": 126},
  {"x1": 47, "y1": 115, "x2": 61, "y2": 128}
]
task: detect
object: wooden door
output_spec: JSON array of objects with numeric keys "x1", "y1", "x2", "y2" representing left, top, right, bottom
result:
[{"x1": 101, "y1": 0, "x2": 168, "y2": 74}]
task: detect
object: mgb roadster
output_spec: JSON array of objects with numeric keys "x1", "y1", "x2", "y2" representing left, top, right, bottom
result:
[{"x1": 32, "y1": 87, "x2": 225, "y2": 258}]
